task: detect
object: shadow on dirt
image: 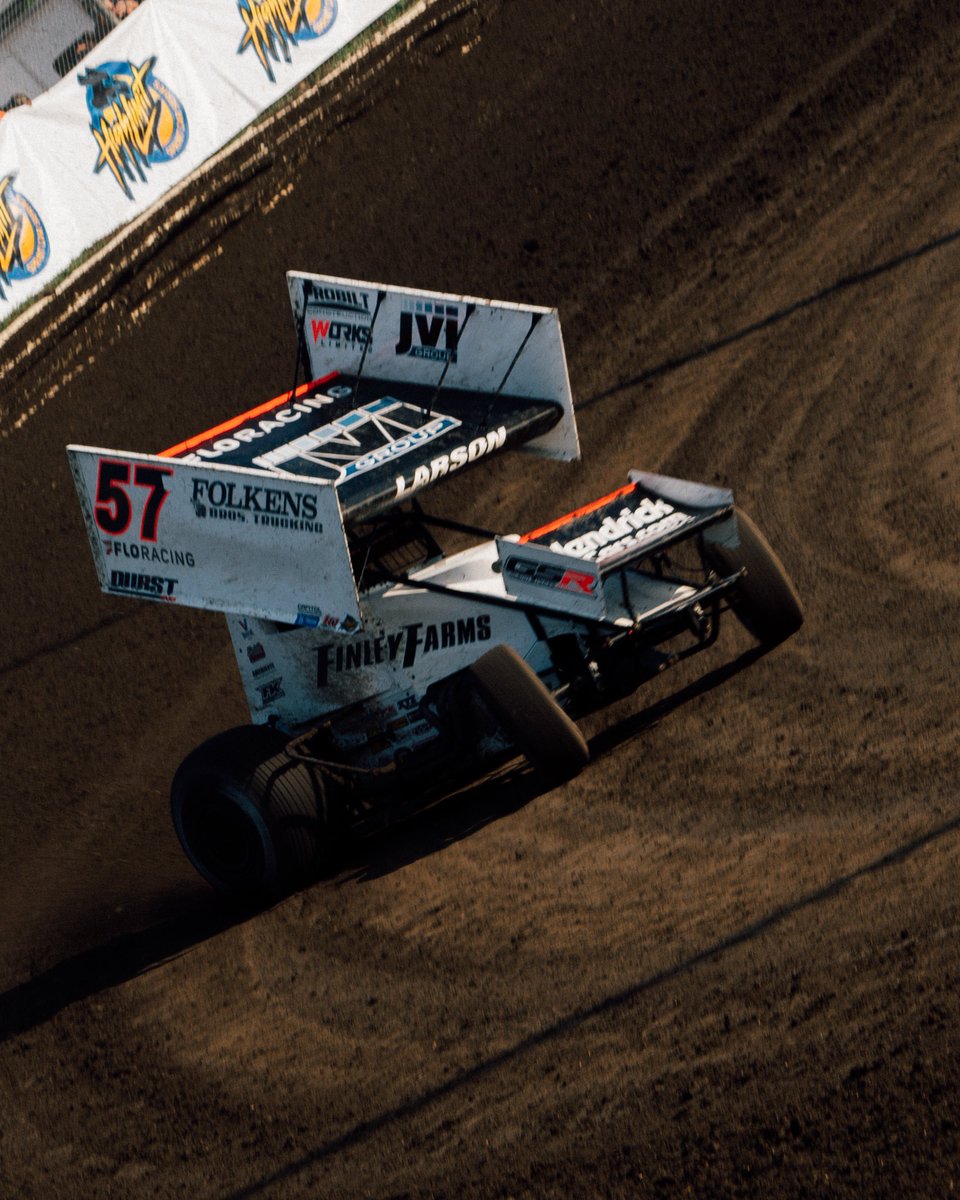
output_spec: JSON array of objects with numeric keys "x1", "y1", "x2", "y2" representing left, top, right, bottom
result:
[
  {"x1": 0, "y1": 611, "x2": 136, "y2": 679},
  {"x1": 224, "y1": 806, "x2": 960, "y2": 1199},
  {"x1": 0, "y1": 891, "x2": 249, "y2": 1041},
  {"x1": 577, "y1": 225, "x2": 960, "y2": 410},
  {"x1": 0, "y1": 643, "x2": 765, "y2": 1044}
]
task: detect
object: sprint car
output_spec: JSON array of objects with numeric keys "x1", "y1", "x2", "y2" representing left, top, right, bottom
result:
[{"x1": 68, "y1": 274, "x2": 803, "y2": 898}]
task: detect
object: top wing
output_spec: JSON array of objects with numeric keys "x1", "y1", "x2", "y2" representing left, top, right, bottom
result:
[
  {"x1": 160, "y1": 372, "x2": 563, "y2": 523},
  {"x1": 67, "y1": 275, "x2": 578, "y2": 627},
  {"x1": 287, "y1": 273, "x2": 579, "y2": 463}
]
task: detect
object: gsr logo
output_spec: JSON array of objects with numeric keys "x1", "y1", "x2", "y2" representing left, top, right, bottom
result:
[{"x1": 503, "y1": 556, "x2": 598, "y2": 594}]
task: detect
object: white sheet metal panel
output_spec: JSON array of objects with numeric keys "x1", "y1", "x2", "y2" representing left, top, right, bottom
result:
[
  {"x1": 67, "y1": 443, "x2": 361, "y2": 628},
  {"x1": 287, "y1": 273, "x2": 581, "y2": 461},
  {"x1": 495, "y1": 536, "x2": 605, "y2": 621}
]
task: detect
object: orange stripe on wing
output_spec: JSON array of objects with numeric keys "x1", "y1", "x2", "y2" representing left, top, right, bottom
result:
[
  {"x1": 518, "y1": 482, "x2": 637, "y2": 542},
  {"x1": 158, "y1": 373, "x2": 339, "y2": 458}
]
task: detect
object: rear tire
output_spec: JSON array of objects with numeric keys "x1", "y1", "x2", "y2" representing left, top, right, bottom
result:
[
  {"x1": 467, "y1": 644, "x2": 589, "y2": 784},
  {"x1": 171, "y1": 725, "x2": 337, "y2": 899},
  {"x1": 702, "y1": 508, "x2": 804, "y2": 645}
]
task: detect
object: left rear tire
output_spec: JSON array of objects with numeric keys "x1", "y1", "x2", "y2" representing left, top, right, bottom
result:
[{"x1": 171, "y1": 725, "x2": 335, "y2": 899}]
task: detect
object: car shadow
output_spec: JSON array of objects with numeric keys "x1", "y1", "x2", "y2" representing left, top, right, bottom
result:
[{"x1": 0, "y1": 643, "x2": 767, "y2": 1043}]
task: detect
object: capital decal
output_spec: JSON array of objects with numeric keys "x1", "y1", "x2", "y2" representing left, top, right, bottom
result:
[
  {"x1": 0, "y1": 174, "x2": 50, "y2": 300},
  {"x1": 237, "y1": 0, "x2": 338, "y2": 82},
  {"x1": 80, "y1": 58, "x2": 189, "y2": 200}
]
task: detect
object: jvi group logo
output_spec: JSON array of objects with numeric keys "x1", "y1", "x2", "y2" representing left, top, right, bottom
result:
[
  {"x1": 237, "y1": 0, "x2": 338, "y2": 83},
  {"x1": 0, "y1": 174, "x2": 50, "y2": 301},
  {"x1": 80, "y1": 58, "x2": 188, "y2": 200}
]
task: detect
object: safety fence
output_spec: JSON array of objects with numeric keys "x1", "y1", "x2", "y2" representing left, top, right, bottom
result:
[{"x1": 0, "y1": 0, "x2": 404, "y2": 324}]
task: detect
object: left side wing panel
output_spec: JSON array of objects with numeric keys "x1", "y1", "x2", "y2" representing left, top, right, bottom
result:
[{"x1": 67, "y1": 446, "x2": 361, "y2": 630}]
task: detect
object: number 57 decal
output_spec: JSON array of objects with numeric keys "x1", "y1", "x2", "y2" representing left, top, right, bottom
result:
[{"x1": 94, "y1": 459, "x2": 173, "y2": 542}]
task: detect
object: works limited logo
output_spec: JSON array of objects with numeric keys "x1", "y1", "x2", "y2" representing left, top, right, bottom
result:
[
  {"x1": 238, "y1": 0, "x2": 338, "y2": 83},
  {"x1": 395, "y1": 299, "x2": 467, "y2": 364},
  {"x1": 306, "y1": 283, "x2": 373, "y2": 349},
  {"x1": 0, "y1": 174, "x2": 49, "y2": 300},
  {"x1": 80, "y1": 58, "x2": 188, "y2": 200}
]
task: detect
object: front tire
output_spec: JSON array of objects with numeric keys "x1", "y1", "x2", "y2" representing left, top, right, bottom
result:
[
  {"x1": 467, "y1": 644, "x2": 590, "y2": 784},
  {"x1": 702, "y1": 507, "x2": 804, "y2": 645},
  {"x1": 171, "y1": 725, "x2": 336, "y2": 899}
]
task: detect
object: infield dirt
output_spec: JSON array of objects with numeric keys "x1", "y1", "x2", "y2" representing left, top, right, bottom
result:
[{"x1": 1, "y1": 1, "x2": 958, "y2": 1196}]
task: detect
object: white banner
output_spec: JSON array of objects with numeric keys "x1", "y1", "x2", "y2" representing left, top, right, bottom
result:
[{"x1": 0, "y1": 0, "x2": 401, "y2": 319}]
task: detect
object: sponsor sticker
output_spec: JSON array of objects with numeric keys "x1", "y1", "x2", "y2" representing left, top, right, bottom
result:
[
  {"x1": 251, "y1": 397, "x2": 462, "y2": 484},
  {"x1": 395, "y1": 298, "x2": 465, "y2": 363},
  {"x1": 545, "y1": 496, "x2": 693, "y2": 564},
  {"x1": 108, "y1": 569, "x2": 178, "y2": 599},
  {"x1": 316, "y1": 615, "x2": 492, "y2": 686},
  {"x1": 188, "y1": 477, "x2": 324, "y2": 534},
  {"x1": 503, "y1": 555, "x2": 599, "y2": 595},
  {"x1": 257, "y1": 677, "x2": 286, "y2": 705},
  {"x1": 394, "y1": 426, "x2": 506, "y2": 499}
]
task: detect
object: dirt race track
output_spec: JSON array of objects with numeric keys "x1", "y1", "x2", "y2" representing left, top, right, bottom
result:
[{"x1": 1, "y1": 0, "x2": 959, "y2": 1195}]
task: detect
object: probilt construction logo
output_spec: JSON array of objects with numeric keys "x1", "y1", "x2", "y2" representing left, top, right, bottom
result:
[
  {"x1": 0, "y1": 174, "x2": 49, "y2": 301},
  {"x1": 237, "y1": 0, "x2": 338, "y2": 83},
  {"x1": 80, "y1": 58, "x2": 188, "y2": 200}
]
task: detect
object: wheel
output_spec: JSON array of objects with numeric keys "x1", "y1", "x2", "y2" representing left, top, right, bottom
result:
[
  {"x1": 171, "y1": 725, "x2": 338, "y2": 899},
  {"x1": 467, "y1": 644, "x2": 589, "y2": 783},
  {"x1": 701, "y1": 507, "x2": 804, "y2": 645}
]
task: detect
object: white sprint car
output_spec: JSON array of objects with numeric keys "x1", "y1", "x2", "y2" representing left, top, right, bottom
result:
[{"x1": 68, "y1": 274, "x2": 802, "y2": 897}]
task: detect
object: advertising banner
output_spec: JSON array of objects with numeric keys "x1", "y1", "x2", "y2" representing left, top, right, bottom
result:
[{"x1": 0, "y1": 0, "x2": 402, "y2": 320}]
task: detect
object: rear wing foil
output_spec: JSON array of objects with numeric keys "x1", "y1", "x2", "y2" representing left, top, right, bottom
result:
[
  {"x1": 160, "y1": 373, "x2": 563, "y2": 524},
  {"x1": 67, "y1": 446, "x2": 361, "y2": 630},
  {"x1": 287, "y1": 273, "x2": 580, "y2": 463},
  {"x1": 519, "y1": 472, "x2": 736, "y2": 571}
]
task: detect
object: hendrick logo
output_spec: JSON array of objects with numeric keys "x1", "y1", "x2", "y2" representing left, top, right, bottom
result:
[
  {"x1": 316, "y1": 615, "x2": 492, "y2": 686},
  {"x1": 80, "y1": 58, "x2": 188, "y2": 199},
  {"x1": 238, "y1": 0, "x2": 338, "y2": 83},
  {"x1": 0, "y1": 174, "x2": 50, "y2": 301},
  {"x1": 548, "y1": 496, "x2": 693, "y2": 563},
  {"x1": 395, "y1": 299, "x2": 465, "y2": 363}
]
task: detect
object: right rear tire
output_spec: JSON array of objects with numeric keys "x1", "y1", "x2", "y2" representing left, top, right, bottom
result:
[
  {"x1": 701, "y1": 507, "x2": 804, "y2": 645},
  {"x1": 467, "y1": 644, "x2": 590, "y2": 784}
]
